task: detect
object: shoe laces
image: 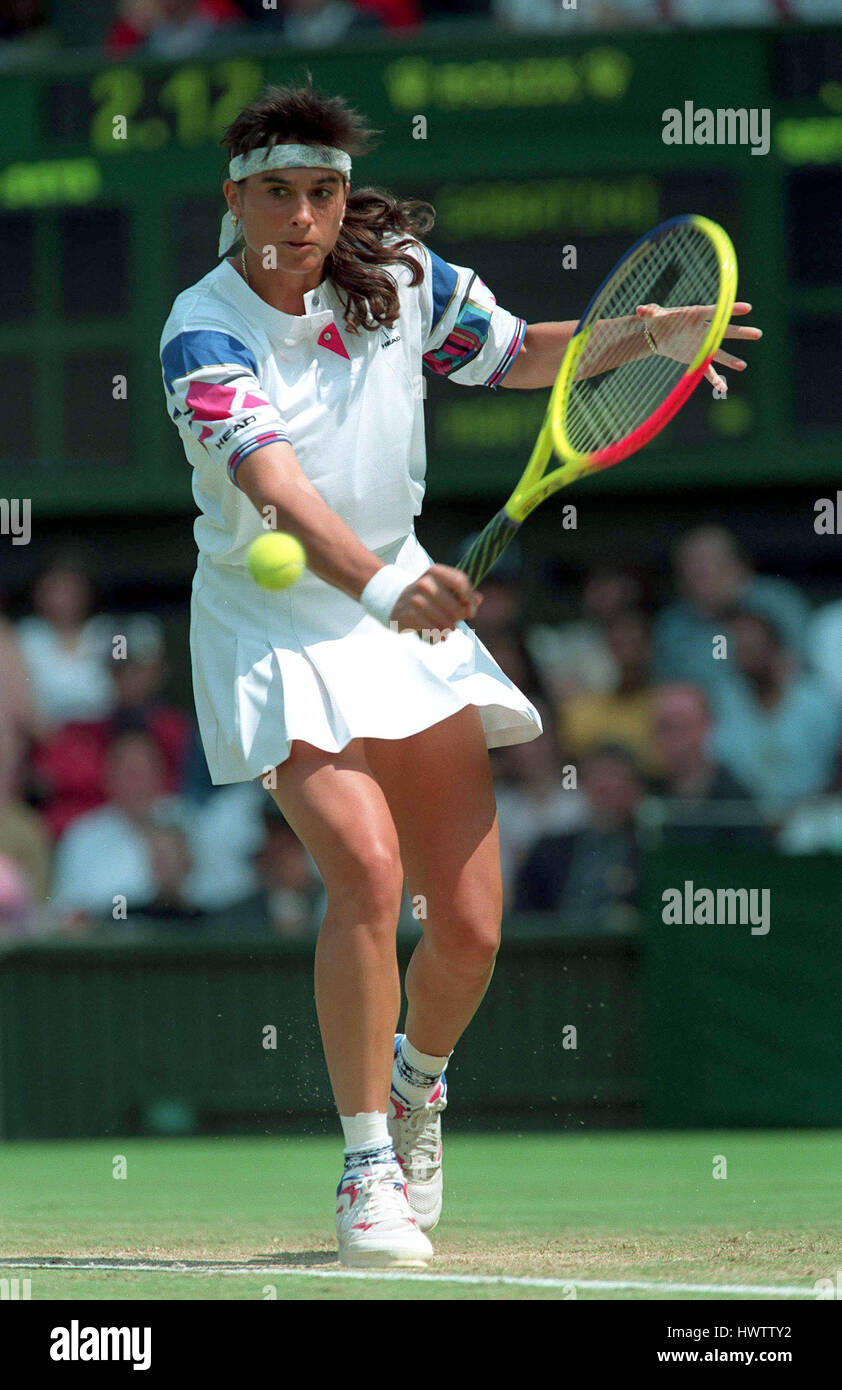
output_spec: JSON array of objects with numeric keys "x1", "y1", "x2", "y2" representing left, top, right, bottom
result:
[
  {"x1": 398, "y1": 1099, "x2": 444, "y2": 1163},
  {"x1": 339, "y1": 1167, "x2": 411, "y2": 1226}
]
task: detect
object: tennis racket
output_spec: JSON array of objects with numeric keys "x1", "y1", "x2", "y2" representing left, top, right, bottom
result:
[{"x1": 459, "y1": 213, "x2": 738, "y2": 587}]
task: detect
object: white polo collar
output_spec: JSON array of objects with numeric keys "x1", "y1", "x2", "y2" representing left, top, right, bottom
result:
[{"x1": 219, "y1": 257, "x2": 337, "y2": 338}]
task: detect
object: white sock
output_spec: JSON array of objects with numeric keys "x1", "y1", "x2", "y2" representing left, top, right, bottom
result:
[
  {"x1": 392, "y1": 1036, "x2": 451, "y2": 1108},
  {"x1": 340, "y1": 1111, "x2": 395, "y2": 1173}
]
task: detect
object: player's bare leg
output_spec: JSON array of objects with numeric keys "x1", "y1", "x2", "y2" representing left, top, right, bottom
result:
[
  {"x1": 365, "y1": 703, "x2": 503, "y2": 1054},
  {"x1": 265, "y1": 738, "x2": 432, "y2": 1266},
  {"x1": 365, "y1": 703, "x2": 503, "y2": 1227},
  {"x1": 265, "y1": 738, "x2": 404, "y2": 1115}
]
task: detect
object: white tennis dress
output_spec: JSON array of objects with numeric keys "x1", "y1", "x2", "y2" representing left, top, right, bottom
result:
[{"x1": 160, "y1": 238, "x2": 542, "y2": 784}]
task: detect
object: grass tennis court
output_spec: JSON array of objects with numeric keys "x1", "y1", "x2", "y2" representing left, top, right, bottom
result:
[{"x1": 1, "y1": 1131, "x2": 838, "y2": 1300}]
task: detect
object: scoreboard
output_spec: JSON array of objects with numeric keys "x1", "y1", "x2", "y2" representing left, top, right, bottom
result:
[{"x1": 2, "y1": 25, "x2": 841, "y2": 514}]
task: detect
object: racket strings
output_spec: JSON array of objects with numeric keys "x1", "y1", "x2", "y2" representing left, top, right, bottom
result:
[{"x1": 566, "y1": 225, "x2": 721, "y2": 455}]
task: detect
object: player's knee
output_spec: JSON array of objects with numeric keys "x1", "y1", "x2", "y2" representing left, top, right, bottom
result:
[
  {"x1": 329, "y1": 840, "x2": 404, "y2": 928},
  {"x1": 433, "y1": 905, "x2": 501, "y2": 974}
]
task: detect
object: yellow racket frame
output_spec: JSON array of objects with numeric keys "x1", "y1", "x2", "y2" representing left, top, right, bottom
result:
[{"x1": 509, "y1": 215, "x2": 737, "y2": 522}]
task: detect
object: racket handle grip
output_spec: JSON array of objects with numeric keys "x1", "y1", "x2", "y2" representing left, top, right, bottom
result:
[{"x1": 459, "y1": 509, "x2": 521, "y2": 588}]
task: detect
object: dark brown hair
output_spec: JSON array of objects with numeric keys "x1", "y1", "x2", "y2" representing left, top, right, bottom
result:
[{"x1": 221, "y1": 77, "x2": 435, "y2": 333}]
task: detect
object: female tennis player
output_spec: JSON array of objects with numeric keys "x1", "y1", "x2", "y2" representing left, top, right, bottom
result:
[{"x1": 160, "y1": 80, "x2": 760, "y2": 1268}]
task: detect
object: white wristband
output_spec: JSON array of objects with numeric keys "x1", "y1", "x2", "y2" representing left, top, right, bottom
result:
[{"x1": 359, "y1": 564, "x2": 408, "y2": 627}]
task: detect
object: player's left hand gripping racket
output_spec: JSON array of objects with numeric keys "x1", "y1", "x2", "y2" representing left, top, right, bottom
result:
[{"x1": 459, "y1": 214, "x2": 740, "y2": 587}]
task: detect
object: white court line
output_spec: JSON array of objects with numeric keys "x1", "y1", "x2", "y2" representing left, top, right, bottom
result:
[{"x1": 0, "y1": 1258, "x2": 817, "y2": 1297}]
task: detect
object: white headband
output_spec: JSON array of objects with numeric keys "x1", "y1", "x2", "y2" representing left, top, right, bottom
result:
[{"x1": 219, "y1": 142, "x2": 352, "y2": 255}]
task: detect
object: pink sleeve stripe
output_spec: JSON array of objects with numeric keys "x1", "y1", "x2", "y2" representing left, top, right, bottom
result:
[
  {"x1": 486, "y1": 317, "x2": 527, "y2": 389},
  {"x1": 228, "y1": 432, "x2": 292, "y2": 484}
]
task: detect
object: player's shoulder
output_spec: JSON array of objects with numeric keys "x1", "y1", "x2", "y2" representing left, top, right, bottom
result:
[
  {"x1": 372, "y1": 235, "x2": 480, "y2": 344},
  {"x1": 159, "y1": 262, "x2": 262, "y2": 387},
  {"x1": 163, "y1": 261, "x2": 226, "y2": 323},
  {"x1": 379, "y1": 231, "x2": 430, "y2": 291},
  {"x1": 160, "y1": 261, "x2": 253, "y2": 350}
]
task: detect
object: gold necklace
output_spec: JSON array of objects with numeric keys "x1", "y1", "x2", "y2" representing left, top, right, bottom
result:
[{"x1": 240, "y1": 246, "x2": 250, "y2": 287}]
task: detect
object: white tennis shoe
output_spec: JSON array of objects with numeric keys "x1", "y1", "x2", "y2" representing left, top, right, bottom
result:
[
  {"x1": 335, "y1": 1164, "x2": 433, "y2": 1268},
  {"x1": 388, "y1": 1038, "x2": 448, "y2": 1233}
]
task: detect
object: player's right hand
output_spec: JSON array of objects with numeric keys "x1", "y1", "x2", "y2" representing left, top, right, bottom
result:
[{"x1": 390, "y1": 564, "x2": 482, "y2": 637}]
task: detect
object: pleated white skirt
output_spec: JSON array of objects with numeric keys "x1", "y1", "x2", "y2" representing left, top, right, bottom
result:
[{"x1": 190, "y1": 531, "x2": 542, "y2": 784}]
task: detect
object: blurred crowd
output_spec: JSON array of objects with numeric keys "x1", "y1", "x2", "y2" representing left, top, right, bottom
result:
[
  {"x1": 0, "y1": 553, "x2": 324, "y2": 940},
  {"x1": 482, "y1": 525, "x2": 842, "y2": 932},
  {"x1": 2, "y1": 0, "x2": 839, "y2": 68},
  {"x1": 2, "y1": 528, "x2": 842, "y2": 940}
]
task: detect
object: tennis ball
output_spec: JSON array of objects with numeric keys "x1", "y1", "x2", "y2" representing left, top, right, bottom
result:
[{"x1": 247, "y1": 532, "x2": 306, "y2": 590}]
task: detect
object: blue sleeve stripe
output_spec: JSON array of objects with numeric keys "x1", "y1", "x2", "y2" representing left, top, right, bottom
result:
[
  {"x1": 486, "y1": 317, "x2": 527, "y2": 389},
  {"x1": 161, "y1": 330, "x2": 258, "y2": 394},
  {"x1": 228, "y1": 432, "x2": 292, "y2": 486},
  {"x1": 427, "y1": 248, "x2": 460, "y2": 335}
]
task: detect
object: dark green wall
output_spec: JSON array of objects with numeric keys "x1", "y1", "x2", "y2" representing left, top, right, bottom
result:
[
  {"x1": 640, "y1": 848, "x2": 842, "y2": 1128},
  {"x1": 2, "y1": 849, "x2": 840, "y2": 1139},
  {"x1": 0, "y1": 929, "x2": 639, "y2": 1140}
]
